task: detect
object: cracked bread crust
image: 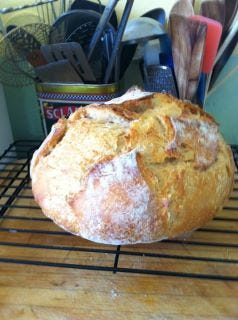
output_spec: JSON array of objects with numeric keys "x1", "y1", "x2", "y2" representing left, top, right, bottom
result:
[{"x1": 30, "y1": 87, "x2": 235, "y2": 244}]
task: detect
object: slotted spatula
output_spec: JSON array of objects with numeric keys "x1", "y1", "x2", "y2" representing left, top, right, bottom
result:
[
  {"x1": 35, "y1": 60, "x2": 83, "y2": 83},
  {"x1": 191, "y1": 15, "x2": 223, "y2": 106},
  {"x1": 41, "y1": 42, "x2": 96, "y2": 83}
]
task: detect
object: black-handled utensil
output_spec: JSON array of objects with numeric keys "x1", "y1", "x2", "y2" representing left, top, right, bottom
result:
[
  {"x1": 49, "y1": 8, "x2": 115, "y2": 82},
  {"x1": 87, "y1": 0, "x2": 119, "y2": 61},
  {"x1": 209, "y1": 21, "x2": 238, "y2": 89},
  {"x1": 103, "y1": 0, "x2": 134, "y2": 84},
  {"x1": 70, "y1": 0, "x2": 118, "y2": 29},
  {"x1": 221, "y1": 0, "x2": 238, "y2": 44}
]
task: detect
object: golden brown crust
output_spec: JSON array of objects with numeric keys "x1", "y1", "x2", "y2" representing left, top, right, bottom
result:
[
  {"x1": 30, "y1": 87, "x2": 235, "y2": 244},
  {"x1": 30, "y1": 118, "x2": 67, "y2": 176}
]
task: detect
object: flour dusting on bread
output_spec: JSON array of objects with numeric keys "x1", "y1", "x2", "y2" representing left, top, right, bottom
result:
[
  {"x1": 167, "y1": 117, "x2": 219, "y2": 169},
  {"x1": 104, "y1": 86, "x2": 153, "y2": 105}
]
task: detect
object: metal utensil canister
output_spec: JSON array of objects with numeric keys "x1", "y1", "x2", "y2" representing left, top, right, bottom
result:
[{"x1": 35, "y1": 82, "x2": 119, "y2": 135}]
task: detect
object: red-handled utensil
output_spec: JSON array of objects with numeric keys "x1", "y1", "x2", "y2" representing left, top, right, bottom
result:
[
  {"x1": 191, "y1": 15, "x2": 222, "y2": 106},
  {"x1": 192, "y1": 15, "x2": 223, "y2": 74}
]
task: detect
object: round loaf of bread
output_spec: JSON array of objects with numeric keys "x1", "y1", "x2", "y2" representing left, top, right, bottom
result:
[{"x1": 30, "y1": 87, "x2": 235, "y2": 244}]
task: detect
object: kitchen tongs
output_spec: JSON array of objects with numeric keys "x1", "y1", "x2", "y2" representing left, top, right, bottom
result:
[{"x1": 87, "y1": 0, "x2": 134, "y2": 84}]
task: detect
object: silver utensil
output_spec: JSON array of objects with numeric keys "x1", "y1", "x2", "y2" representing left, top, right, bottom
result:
[{"x1": 142, "y1": 64, "x2": 178, "y2": 97}]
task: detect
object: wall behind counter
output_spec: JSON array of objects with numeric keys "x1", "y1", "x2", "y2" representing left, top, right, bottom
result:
[
  {"x1": 205, "y1": 49, "x2": 238, "y2": 145},
  {"x1": 4, "y1": 85, "x2": 44, "y2": 140}
]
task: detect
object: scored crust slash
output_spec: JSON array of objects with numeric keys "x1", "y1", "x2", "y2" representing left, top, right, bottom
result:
[{"x1": 30, "y1": 86, "x2": 235, "y2": 245}]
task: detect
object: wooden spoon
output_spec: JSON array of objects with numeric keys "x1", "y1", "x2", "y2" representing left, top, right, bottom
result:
[
  {"x1": 170, "y1": 15, "x2": 189, "y2": 99},
  {"x1": 169, "y1": 14, "x2": 207, "y2": 100},
  {"x1": 186, "y1": 19, "x2": 207, "y2": 100},
  {"x1": 200, "y1": 0, "x2": 225, "y2": 27},
  {"x1": 170, "y1": 0, "x2": 194, "y2": 17}
]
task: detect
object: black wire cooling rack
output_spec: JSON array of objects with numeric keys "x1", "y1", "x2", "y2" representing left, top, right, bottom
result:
[{"x1": 0, "y1": 140, "x2": 238, "y2": 281}]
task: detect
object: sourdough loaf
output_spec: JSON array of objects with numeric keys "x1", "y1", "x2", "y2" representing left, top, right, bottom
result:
[{"x1": 30, "y1": 87, "x2": 235, "y2": 244}]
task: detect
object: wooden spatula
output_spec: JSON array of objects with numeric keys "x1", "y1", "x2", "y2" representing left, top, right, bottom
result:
[
  {"x1": 169, "y1": 14, "x2": 207, "y2": 100},
  {"x1": 200, "y1": 0, "x2": 225, "y2": 27},
  {"x1": 170, "y1": 0, "x2": 194, "y2": 17}
]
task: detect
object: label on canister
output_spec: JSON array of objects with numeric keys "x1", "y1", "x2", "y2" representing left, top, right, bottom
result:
[{"x1": 35, "y1": 83, "x2": 119, "y2": 136}]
